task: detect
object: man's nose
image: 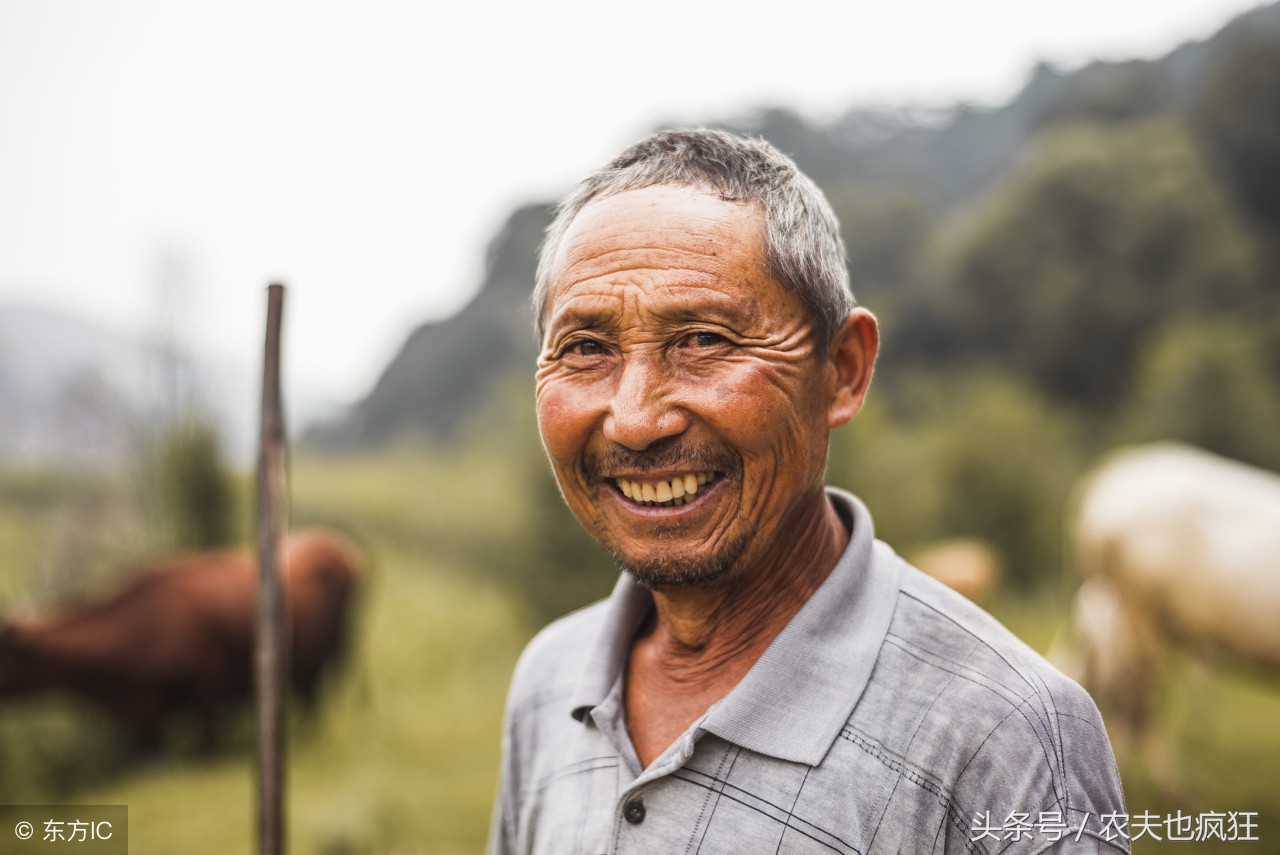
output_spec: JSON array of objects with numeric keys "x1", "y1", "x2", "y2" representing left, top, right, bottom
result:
[{"x1": 602, "y1": 354, "x2": 689, "y2": 451}]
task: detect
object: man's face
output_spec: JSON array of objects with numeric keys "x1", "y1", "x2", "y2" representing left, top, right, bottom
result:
[{"x1": 535, "y1": 184, "x2": 842, "y2": 589}]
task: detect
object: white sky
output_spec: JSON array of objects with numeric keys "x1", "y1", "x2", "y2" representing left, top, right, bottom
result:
[{"x1": 0, "y1": 0, "x2": 1266, "y2": 405}]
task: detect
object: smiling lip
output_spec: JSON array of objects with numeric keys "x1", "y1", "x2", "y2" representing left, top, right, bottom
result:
[{"x1": 610, "y1": 471, "x2": 720, "y2": 508}]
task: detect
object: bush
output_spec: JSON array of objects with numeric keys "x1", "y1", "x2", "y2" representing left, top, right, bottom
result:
[
  {"x1": 830, "y1": 372, "x2": 1085, "y2": 590},
  {"x1": 152, "y1": 419, "x2": 234, "y2": 551},
  {"x1": 1118, "y1": 316, "x2": 1280, "y2": 471}
]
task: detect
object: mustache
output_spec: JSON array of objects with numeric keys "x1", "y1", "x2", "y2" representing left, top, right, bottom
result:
[{"x1": 583, "y1": 442, "x2": 741, "y2": 480}]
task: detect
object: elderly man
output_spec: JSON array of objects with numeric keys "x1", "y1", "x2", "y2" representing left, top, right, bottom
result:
[{"x1": 490, "y1": 130, "x2": 1128, "y2": 854}]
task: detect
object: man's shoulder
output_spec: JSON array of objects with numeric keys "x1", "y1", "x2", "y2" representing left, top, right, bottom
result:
[
  {"x1": 504, "y1": 596, "x2": 611, "y2": 716},
  {"x1": 852, "y1": 545, "x2": 1124, "y2": 824},
  {"x1": 876, "y1": 545, "x2": 1104, "y2": 727}
]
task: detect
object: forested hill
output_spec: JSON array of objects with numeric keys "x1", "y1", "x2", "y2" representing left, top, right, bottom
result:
[{"x1": 307, "y1": 0, "x2": 1280, "y2": 451}]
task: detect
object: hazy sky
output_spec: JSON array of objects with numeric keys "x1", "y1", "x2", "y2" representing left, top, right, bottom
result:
[{"x1": 0, "y1": 0, "x2": 1265, "y2": 405}]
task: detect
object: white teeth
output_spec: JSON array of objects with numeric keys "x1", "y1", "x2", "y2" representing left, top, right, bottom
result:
[{"x1": 684, "y1": 474, "x2": 698, "y2": 495}]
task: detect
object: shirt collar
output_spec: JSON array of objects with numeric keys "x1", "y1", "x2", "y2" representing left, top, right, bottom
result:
[{"x1": 568, "y1": 488, "x2": 901, "y2": 767}]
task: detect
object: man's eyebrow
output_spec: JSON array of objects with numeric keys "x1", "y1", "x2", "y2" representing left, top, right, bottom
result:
[
  {"x1": 651, "y1": 293, "x2": 761, "y2": 327},
  {"x1": 545, "y1": 303, "x2": 620, "y2": 334},
  {"x1": 544, "y1": 288, "x2": 765, "y2": 334},
  {"x1": 653, "y1": 306, "x2": 753, "y2": 325}
]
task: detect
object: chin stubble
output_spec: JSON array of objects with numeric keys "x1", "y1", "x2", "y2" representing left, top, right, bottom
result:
[
  {"x1": 610, "y1": 526, "x2": 753, "y2": 590},
  {"x1": 581, "y1": 441, "x2": 748, "y2": 589}
]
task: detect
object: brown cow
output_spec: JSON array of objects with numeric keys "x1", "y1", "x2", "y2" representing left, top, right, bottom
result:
[{"x1": 0, "y1": 528, "x2": 362, "y2": 749}]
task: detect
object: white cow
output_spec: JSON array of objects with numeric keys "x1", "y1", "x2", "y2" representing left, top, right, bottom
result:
[{"x1": 1060, "y1": 442, "x2": 1280, "y2": 772}]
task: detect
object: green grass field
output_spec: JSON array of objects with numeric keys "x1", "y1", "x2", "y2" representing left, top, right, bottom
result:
[
  {"x1": 2, "y1": 456, "x2": 1278, "y2": 854},
  {"x1": 73, "y1": 545, "x2": 529, "y2": 855}
]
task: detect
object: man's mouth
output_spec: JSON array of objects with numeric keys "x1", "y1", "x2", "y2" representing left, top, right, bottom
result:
[{"x1": 614, "y1": 472, "x2": 719, "y2": 507}]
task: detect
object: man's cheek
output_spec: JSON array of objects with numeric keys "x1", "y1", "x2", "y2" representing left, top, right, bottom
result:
[{"x1": 536, "y1": 388, "x2": 585, "y2": 454}]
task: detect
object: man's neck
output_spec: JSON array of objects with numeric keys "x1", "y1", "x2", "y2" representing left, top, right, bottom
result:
[{"x1": 624, "y1": 490, "x2": 850, "y2": 766}]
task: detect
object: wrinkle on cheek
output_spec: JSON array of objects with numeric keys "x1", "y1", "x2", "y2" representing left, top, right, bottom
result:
[
  {"x1": 737, "y1": 322, "x2": 812, "y2": 352},
  {"x1": 534, "y1": 365, "x2": 555, "y2": 397},
  {"x1": 699, "y1": 358, "x2": 813, "y2": 409},
  {"x1": 536, "y1": 351, "x2": 616, "y2": 394},
  {"x1": 677, "y1": 337, "x2": 811, "y2": 386},
  {"x1": 760, "y1": 367, "x2": 811, "y2": 402},
  {"x1": 701, "y1": 521, "x2": 742, "y2": 554}
]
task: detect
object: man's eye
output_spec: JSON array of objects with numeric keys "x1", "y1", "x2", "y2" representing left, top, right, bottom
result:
[
  {"x1": 689, "y1": 332, "x2": 726, "y2": 347},
  {"x1": 571, "y1": 339, "x2": 605, "y2": 356}
]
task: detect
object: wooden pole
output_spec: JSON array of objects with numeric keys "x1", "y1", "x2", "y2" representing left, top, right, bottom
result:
[{"x1": 256, "y1": 283, "x2": 288, "y2": 855}]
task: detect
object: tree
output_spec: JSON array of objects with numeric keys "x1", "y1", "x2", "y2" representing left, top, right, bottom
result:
[
  {"x1": 830, "y1": 373, "x2": 1084, "y2": 590},
  {"x1": 1193, "y1": 41, "x2": 1280, "y2": 227},
  {"x1": 923, "y1": 119, "x2": 1257, "y2": 409},
  {"x1": 154, "y1": 419, "x2": 234, "y2": 551},
  {"x1": 1118, "y1": 317, "x2": 1280, "y2": 471}
]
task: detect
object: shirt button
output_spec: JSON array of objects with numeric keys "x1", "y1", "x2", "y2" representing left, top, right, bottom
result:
[{"x1": 623, "y1": 799, "x2": 646, "y2": 824}]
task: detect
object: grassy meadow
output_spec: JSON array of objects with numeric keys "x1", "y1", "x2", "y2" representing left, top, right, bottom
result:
[
  {"x1": 76, "y1": 547, "x2": 528, "y2": 855},
  {"x1": 1, "y1": 449, "x2": 1279, "y2": 854}
]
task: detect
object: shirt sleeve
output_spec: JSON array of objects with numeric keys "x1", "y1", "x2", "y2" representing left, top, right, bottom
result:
[
  {"x1": 953, "y1": 681, "x2": 1131, "y2": 855},
  {"x1": 486, "y1": 700, "x2": 520, "y2": 855}
]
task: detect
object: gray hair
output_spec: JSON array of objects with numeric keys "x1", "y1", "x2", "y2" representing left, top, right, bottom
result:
[{"x1": 533, "y1": 129, "x2": 855, "y2": 348}]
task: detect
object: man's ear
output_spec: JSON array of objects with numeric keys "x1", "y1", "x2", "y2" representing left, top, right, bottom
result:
[{"x1": 827, "y1": 308, "x2": 879, "y2": 429}]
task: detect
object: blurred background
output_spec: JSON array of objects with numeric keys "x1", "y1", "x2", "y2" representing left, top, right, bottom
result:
[{"x1": 2, "y1": 1, "x2": 1279, "y2": 852}]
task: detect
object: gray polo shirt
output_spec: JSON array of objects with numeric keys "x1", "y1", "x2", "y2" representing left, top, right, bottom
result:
[{"x1": 489, "y1": 489, "x2": 1129, "y2": 854}]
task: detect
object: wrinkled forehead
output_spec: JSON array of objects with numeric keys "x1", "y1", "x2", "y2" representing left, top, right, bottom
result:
[{"x1": 541, "y1": 185, "x2": 772, "y2": 323}]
